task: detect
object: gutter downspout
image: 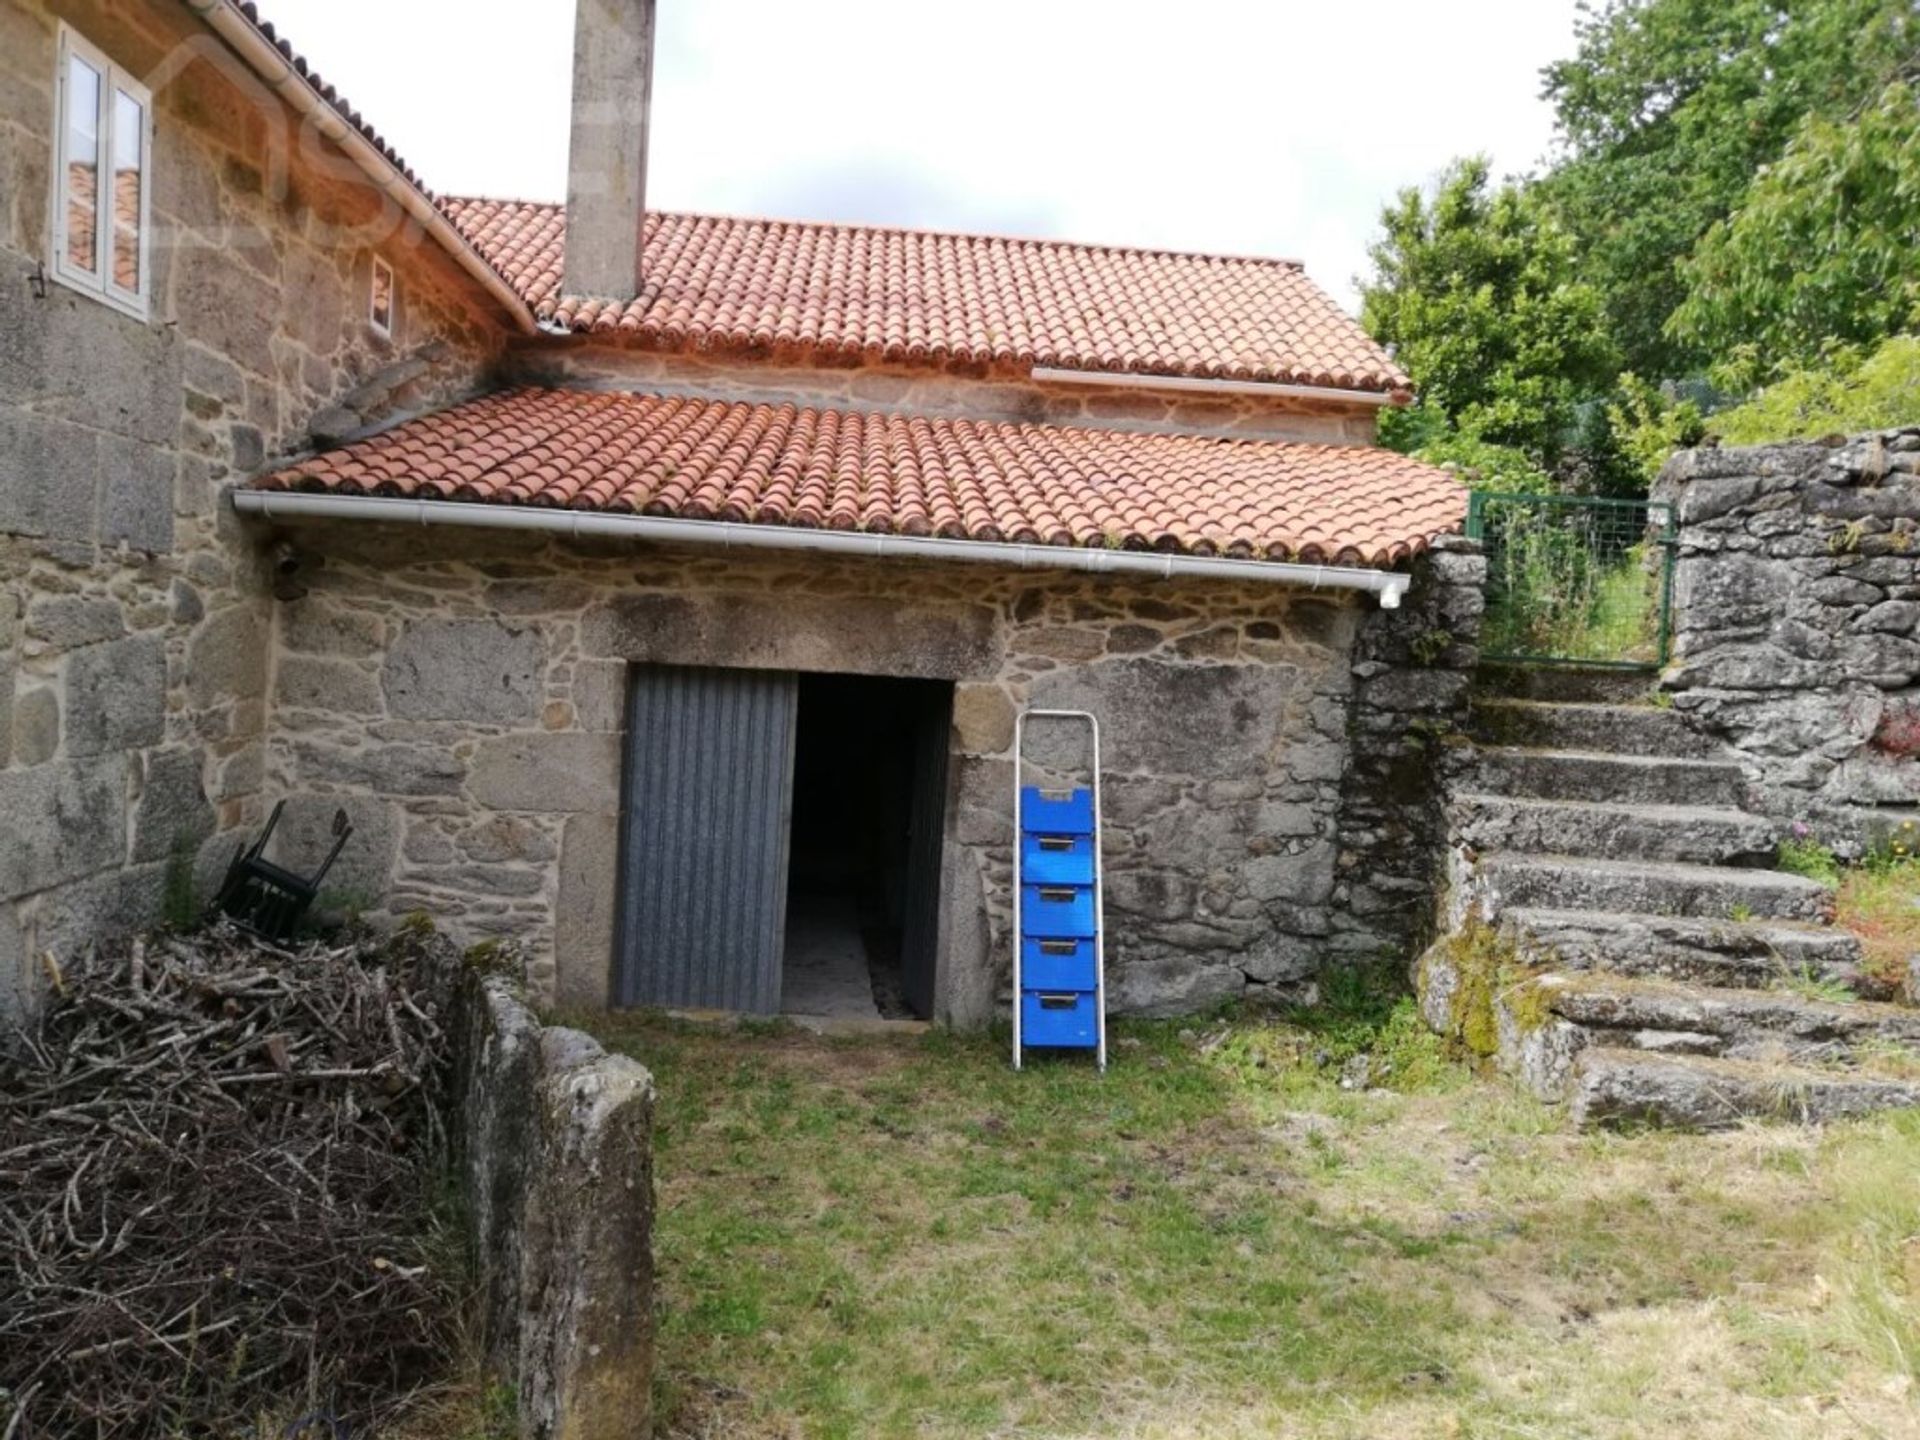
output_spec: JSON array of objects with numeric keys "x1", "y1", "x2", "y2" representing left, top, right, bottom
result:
[
  {"x1": 1029, "y1": 366, "x2": 1401, "y2": 408},
  {"x1": 185, "y1": 1, "x2": 538, "y2": 336},
  {"x1": 231, "y1": 492, "x2": 1413, "y2": 608}
]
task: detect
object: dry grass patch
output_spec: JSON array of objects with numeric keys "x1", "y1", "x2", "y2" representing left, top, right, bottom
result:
[
  {"x1": 585, "y1": 1005, "x2": 1920, "y2": 1440},
  {"x1": 1837, "y1": 856, "x2": 1920, "y2": 992}
]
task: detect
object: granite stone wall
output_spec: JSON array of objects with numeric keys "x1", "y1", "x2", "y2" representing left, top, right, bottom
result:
[
  {"x1": 253, "y1": 518, "x2": 1466, "y2": 1021},
  {"x1": 0, "y1": 0, "x2": 506, "y2": 1024},
  {"x1": 1332, "y1": 536, "x2": 1485, "y2": 968},
  {"x1": 512, "y1": 342, "x2": 1383, "y2": 447},
  {"x1": 1657, "y1": 428, "x2": 1920, "y2": 847}
]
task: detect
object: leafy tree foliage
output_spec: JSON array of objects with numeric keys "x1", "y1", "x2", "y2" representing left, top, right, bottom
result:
[
  {"x1": 1362, "y1": 157, "x2": 1616, "y2": 465},
  {"x1": 1710, "y1": 333, "x2": 1920, "y2": 442},
  {"x1": 1361, "y1": 1, "x2": 1920, "y2": 496},
  {"x1": 1670, "y1": 81, "x2": 1920, "y2": 382},
  {"x1": 1377, "y1": 402, "x2": 1557, "y2": 495},
  {"x1": 1539, "y1": 0, "x2": 1918, "y2": 378},
  {"x1": 1605, "y1": 373, "x2": 1706, "y2": 481}
]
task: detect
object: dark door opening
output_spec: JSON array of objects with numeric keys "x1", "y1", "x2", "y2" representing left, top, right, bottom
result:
[{"x1": 784, "y1": 672, "x2": 952, "y2": 1020}]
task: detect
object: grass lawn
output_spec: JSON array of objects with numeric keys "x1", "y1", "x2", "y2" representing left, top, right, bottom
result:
[{"x1": 579, "y1": 991, "x2": 1920, "y2": 1440}]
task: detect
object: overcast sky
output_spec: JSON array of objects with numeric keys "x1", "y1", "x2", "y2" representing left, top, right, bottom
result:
[{"x1": 260, "y1": 0, "x2": 1583, "y2": 315}]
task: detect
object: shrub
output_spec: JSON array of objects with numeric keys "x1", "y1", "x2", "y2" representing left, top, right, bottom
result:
[{"x1": 1710, "y1": 334, "x2": 1920, "y2": 444}]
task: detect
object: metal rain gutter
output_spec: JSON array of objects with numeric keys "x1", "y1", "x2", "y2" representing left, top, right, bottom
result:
[
  {"x1": 230, "y1": 492, "x2": 1413, "y2": 608},
  {"x1": 186, "y1": 0, "x2": 539, "y2": 336},
  {"x1": 1028, "y1": 366, "x2": 1399, "y2": 408}
]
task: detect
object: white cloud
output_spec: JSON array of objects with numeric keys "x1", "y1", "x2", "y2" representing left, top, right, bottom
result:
[{"x1": 254, "y1": 0, "x2": 1581, "y2": 313}]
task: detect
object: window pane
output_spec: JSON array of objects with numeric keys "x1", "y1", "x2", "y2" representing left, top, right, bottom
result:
[
  {"x1": 111, "y1": 88, "x2": 143, "y2": 292},
  {"x1": 65, "y1": 54, "x2": 101, "y2": 274},
  {"x1": 370, "y1": 259, "x2": 393, "y2": 333}
]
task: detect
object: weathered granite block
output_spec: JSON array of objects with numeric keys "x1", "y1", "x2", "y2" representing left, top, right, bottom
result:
[
  {"x1": 384, "y1": 619, "x2": 546, "y2": 725},
  {"x1": 25, "y1": 595, "x2": 124, "y2": 649},
  {"x1": 458, "y1": 975, "x2": 655, "y2": 1440},
  {"x1": 65, "y1": 634, "x2": 166, "y2": 757},
  {"x1": 186, "y1": 605, "x2": 268, "y2": 708},
  {"x1": 0, "y1": 756, "x2": 127, "y2": 899},
  {"x1": 469, "y1": 733, "x2": 621, "y2": 814},
  {"x1": 131, "y1": 747, "x2": 215, "y2": 864}
]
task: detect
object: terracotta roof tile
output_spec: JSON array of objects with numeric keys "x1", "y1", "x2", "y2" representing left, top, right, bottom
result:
[
  {"x1": 257, "y1": 388, "x2": 1464, "y2": 569},
  {"x1": 440, "y1": 199, "x2": 1410, "y2": 396}
]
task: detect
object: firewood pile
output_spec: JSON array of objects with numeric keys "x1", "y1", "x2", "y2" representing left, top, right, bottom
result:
[{"x1": 0, "y1": 920, "x2": 465, "y2": 1438}]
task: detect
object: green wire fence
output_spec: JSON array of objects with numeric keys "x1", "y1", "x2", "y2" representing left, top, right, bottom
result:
[{"x1": 1466, "y1": 492, "x2": 1677, "y2": 669}]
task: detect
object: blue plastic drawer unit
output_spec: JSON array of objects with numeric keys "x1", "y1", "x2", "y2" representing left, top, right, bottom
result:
[
  {"x1": 1021, "y1": 937, "x2": 1098, "y2": 991},
  {"x1": 1020, "y1": 884, "x2": 1097, "y2": 939},
  {"x1": 1021, "y1": 786, "x2": 1094, "y2": 835},
  {"x1": 1019, "y1": 832, "x2": 1097, "y2": 885},
  {"x1": 1021, "y1": 989, "x2": 1099, "y2": 1048},
  {"x1": 1013, "y1": 714, "x2": 1106, "y2": 1071}
]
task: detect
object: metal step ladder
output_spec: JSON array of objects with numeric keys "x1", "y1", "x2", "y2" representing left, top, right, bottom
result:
[{"x1": 1012, "y1": 709, "x2": 1107, "y2": 1070}]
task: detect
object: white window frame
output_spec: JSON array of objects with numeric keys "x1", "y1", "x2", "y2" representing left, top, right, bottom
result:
[
  {"x1": 369, "y1": 255, "x2": 395, "y2": 338},
  {"x1": 49, "y1": 24, "x2": 153, "y2": 321}
]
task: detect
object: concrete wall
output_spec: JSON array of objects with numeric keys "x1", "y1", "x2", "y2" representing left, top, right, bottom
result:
[
  {"x1": 249, "y1": 515, "x2": 1461, "y2": 1021},
  {"x1": 1658, "y1": 428, "x2": 1920, "y2": 848},
  {"x1": 512, "y1": 340, "x2": 1385, "y2": 447},
  {"x1": 0, "y1": 0, "x2": 505, "y2": 1023}
]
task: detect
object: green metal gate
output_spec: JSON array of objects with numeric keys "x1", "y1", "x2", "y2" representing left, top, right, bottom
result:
[{"x1": 1466, "y1": 492, "x2": 1677, "y2": 669}]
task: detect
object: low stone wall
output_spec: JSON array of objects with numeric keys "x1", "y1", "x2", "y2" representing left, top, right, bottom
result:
[
  {"x1": 458, "y1": 972, "x2": 655, "y2": 1440},
  {"x1": 1333, "y1": 535, "x2": 1484, "y2": 969},
  {"x1": 1657, "y1": 429, "x2": 1920, "y2": 846}
]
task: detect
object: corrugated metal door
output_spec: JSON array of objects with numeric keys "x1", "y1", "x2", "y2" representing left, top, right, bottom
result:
[
  {"x1": 614, "y1": 665, "x2": 798, "y2": 1012},
  {"x1": 898, "y1": 686, "x2": 952, "y2": 1019}
]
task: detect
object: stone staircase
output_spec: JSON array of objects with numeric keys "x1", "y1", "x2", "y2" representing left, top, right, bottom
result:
[{"x1": 1421, "y1": 666, "x2": 1920, "y2": 1130}]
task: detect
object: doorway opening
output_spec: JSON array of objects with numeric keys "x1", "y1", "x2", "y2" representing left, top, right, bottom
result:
[{"x1": 783, "y1": 672, "x2": 952, "y2": 1021}]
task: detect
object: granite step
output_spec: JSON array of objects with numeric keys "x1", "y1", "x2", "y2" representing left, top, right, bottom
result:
[
  {"x1": 1540, "y1": 973, "x2": 1920, "y2": 1064},
  {"x1": 1475, "y1": 664, "x2": 1660, "y2": 706},
  {"x1": 1498, "y1": 906, "x2": 1883, "y2": 996},
  {"x1": 1468, "y1": 698, "x2": 1723, "y2": 759},
  {"x1": 1472, "y1": 747, "x2": 1748, "y2": 808},
  {"x1": 1570, "y1": 1047, "x2": 1920, "y2": 1130},
  {"x1": 1474, "y1": 852, "x2": 1834, "y2": 924},
  {"x1": 1456, "y1": 793, "x2": 1777, "y2": 866}
]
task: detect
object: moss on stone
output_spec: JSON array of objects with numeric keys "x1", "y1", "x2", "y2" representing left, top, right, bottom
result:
[{"x1": 1436, "y1": 916, "x2": 1545, "y2": 1059}]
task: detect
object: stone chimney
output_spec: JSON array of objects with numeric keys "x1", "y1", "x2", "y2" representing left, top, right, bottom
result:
[{"x1": 563, "y1": 0, "x2": 656, "y2": 300}]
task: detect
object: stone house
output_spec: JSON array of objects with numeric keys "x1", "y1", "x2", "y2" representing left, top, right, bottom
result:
[{"x1": 1, "y1": 0, "x2": 1475, "y2": 1029}]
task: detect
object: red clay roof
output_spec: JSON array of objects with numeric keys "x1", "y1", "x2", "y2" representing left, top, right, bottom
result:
[
  {"x1": 440, "y1": 198, "x2": 1411, "y2": 396},
  {"x1": 256, "y1": 388, "x2": 1463, "y2": 569}
]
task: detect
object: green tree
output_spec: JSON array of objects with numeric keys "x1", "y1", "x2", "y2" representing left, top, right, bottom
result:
[
  {"x1": 1669, "y1": 81, "x2": 1920, "y2": 382},
  {"x1": 1361, "y1": 157, "x2": 1616, "y2": 465},
  {"x1": 1540, "y1": 0, "x2": 1919, "y2": 378},
  {"x1": 1710, "y1": 334, "x2": 1920, "y2": 442}
]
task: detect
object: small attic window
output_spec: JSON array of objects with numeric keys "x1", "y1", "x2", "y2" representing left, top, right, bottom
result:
[
  {"x1": 50, "y1": 24, "x2": 152, "y2": 320},
  {"x1": 369, "y1": 256, "x2": 395, "y2": 337}
]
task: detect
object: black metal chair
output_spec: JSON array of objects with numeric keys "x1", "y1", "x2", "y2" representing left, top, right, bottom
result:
[{"x1": 210, "y1": 801, "x2": 354, "y2": 941}]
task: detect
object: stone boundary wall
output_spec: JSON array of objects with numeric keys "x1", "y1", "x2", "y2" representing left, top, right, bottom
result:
[
  {"x1": 457, "y1": 972, "x2": 655, "y2": 1440},
  {"x1": 1656, "y1": 428, "x2": 1920, "y2": 847}
]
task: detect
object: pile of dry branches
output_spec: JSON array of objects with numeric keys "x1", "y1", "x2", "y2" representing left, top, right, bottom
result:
[{"x1": 1, "y1": 920, "x2": 464, "y2": 1438}]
